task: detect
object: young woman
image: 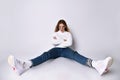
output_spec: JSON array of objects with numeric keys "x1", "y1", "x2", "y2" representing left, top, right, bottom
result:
[{"x1": 8, "y1": 19, "x2": 113, "y2": 76}]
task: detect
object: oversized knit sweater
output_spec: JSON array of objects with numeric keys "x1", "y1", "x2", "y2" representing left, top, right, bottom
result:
[{"x1": 52, "y1": 30, "x2": 72, "y2": 48}]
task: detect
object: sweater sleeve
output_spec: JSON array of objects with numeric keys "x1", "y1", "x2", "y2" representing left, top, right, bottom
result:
[
  {"x1": 59, "y1": 32, "x2": 72, "y2": 47},
  {"x1": 51, "y1": 32, "x2": 63, "y2": 46}
]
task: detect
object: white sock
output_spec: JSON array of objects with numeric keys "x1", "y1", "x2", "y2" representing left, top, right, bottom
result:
[{"x1": 24, "y1": 60, "x2": 33, "y2": 68}]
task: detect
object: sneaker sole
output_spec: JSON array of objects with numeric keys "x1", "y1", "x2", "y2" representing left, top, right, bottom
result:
[
  {"x1": 8, "y1": 55, "x2": 21, "y2": 75},
  {"x1": 8, "y1": 55, "x2": 15, "y2": 67},
  {"x1": 8, "y1": 55, "x2": 29, "y2": 76},
  {"x1": 100, "y1": 57, "x2": 113, "y2": 75}
]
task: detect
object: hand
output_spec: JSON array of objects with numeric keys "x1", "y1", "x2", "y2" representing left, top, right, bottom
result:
[
  {"x1": 64, "y1": 39, "x2": 67, "y2": 41},
  {"x1": 53, "y1": 36, "x2": 57, "y2": 39}
]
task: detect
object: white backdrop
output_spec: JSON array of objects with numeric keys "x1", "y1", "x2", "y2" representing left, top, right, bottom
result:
[{"x1": 0, "y1": 0, "x2": 120, "y2": 63}]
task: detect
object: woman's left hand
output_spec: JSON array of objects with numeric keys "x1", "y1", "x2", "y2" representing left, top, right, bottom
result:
[{"x1": 64, "y1": 39, "x2": 67, "y2": 41}]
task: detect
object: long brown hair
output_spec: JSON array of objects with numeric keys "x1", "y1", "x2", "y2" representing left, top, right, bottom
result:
[{"x1": 54, "y1": 19, "x2": 70, "y2": 32}]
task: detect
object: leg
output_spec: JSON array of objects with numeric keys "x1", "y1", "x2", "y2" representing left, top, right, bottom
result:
[
  {"x1": 60, "y1": 47, "x2": 92, "y2": 67},
  {"x1": 61, "y1": 47, "x2": 113, "y2": 75},
  {"x1": 7, "y1": 48, "x2": 60, "y2": 75},
  {"x1": 30, "y1": 48, "x2": 60, "y2": 67}
]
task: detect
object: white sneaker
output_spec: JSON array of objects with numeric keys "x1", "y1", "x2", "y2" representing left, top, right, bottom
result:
[
  {"x1": 92, "y1": 57, "x2": 113, "y2": 75},
  {"x1": 8, "y1": 55, "x2": 32, "y2": 75}
]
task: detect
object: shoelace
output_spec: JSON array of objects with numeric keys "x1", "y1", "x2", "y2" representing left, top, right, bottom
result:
[{"x1": 16, "y1": 59, "x2": 26, "y2": 69}]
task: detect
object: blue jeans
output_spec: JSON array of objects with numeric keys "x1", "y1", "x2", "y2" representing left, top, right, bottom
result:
[{"x1": 30, "y1": 47, "x2": 92, "y2": 68}]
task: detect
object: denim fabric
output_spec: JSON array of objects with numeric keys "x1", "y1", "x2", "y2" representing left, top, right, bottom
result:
[{"x1": 30, "y1": 47, "x2": 92, "y2": 67}]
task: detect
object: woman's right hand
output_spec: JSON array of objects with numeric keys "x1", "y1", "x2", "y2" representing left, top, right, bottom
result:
[{"x1": 53, "y1": 36, "x2": 57, "y2": 39}]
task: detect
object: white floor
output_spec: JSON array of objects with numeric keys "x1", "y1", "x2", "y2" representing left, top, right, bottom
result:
[{"x1": 0, "y1": 57, "x2": 119, "y2": 80}]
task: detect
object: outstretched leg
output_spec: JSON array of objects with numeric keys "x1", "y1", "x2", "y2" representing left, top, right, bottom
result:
[
  {"x1": 8, "y1": 48, "x2": 60, "y2": 75},
  {"x1": 60, "y1": 47, "x2": 113, "y2": 75},
  {"x1": 60, "y1": 47, "x2": 92, "y2": 67},
  {"x1": 30, "y1": 48, "x2": 60, "y2": 67}
]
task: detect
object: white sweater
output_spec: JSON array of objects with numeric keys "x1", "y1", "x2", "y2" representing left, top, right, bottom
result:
[{"x1": 52, "y1": 31, "x2": 72, "y2": 48}]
